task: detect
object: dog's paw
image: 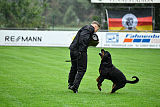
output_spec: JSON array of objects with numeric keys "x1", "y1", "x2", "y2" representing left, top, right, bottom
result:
[
  {"x1": 98, "y1": 87, "x2": 101, "y2": 91},
  {"x1": 97, "y1": 84, "x2": 102, "y2": 91}
]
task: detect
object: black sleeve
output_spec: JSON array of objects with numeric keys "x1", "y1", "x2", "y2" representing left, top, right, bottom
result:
[{"x1": 78, "y1": 29, "x2": 91, "y2": 52}]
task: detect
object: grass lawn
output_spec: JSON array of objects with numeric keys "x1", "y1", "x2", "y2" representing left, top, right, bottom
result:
[{"x1": 0, "y1": 46, "x2": 160, "y2": 107}]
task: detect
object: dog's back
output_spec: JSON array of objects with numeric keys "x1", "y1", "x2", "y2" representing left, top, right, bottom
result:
[{"x1": 108, "y1": 66, "x2": 126, "y2": 84}]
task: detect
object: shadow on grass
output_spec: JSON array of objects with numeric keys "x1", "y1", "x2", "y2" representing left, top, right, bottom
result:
[{"x1": 64, "y1": 89, "x2": 126, "y2": 96}]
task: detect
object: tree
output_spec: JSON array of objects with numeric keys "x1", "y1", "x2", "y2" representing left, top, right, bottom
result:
[
  {"x1": 0, "y1": 0, "x2": 44, "y2": 28},
  {"x1": 63, "y1": 6, "x2": 78, "y2": 26}
]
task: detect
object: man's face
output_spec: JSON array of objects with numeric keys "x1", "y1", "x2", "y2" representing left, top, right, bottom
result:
[
  {"x1": 94, "y1": 24, "x2": 100, "y2": 32},
  {"x1": 92, "y1": 24, "x2": 100, "y2": 32}
]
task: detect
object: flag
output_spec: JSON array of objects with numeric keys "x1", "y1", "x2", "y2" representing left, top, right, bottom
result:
[{"x1": 106, "y1": 8, "x2": 153, "y2": 31}]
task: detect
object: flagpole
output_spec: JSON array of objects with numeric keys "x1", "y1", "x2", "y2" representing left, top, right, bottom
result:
[
  {"x1": 106, "y1": 9, "x2": 109, "y2": 32},
  {"x1": 152, "y1": 4, "x2": 155, "y2": 32}
]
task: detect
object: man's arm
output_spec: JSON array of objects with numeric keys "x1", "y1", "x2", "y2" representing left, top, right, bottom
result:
[{"x1": 78, "y1": 30, "x2": 91, "y2": 52}]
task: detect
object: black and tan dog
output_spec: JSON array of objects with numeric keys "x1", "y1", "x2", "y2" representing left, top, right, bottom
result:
[{"x1": 96, "y1": 49, "x2": 139, "y2": 93}]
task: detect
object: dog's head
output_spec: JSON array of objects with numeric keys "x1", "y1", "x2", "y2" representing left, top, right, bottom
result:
[
  {"x1": 99, "y1": 49, "x2": 112, "y2": 64},
  {"x1": 99, "y1": 49, "x2": 107, "y2": 59}
]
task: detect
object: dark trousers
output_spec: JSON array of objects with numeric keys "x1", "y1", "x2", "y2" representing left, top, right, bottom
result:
[{"x1": 68, "y1": 50, "x2": 87, "y2": 90}]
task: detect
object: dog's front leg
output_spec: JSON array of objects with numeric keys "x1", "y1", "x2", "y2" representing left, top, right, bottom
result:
[
  {"x1": 96, "y1": 76, "x2": 100, "y2": 82},
  {"x1": 96, "y1": 76, "x2": 102, "y2": 91},
  {"x1": 112, "y1": 83, "x2": 116, "y2": 89},
  {"x1": 96, "y1": 75, "x2": 104, "y2": 91}
]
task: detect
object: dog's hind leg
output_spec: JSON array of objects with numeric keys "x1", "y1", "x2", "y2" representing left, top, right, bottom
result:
[{"x1": 111, "y1": 83, "x2": 125, "y2": 93}]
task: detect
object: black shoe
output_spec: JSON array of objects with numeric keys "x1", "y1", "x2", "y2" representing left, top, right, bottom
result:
[{"x1": 70, "y1": 86, "x2": 78, "y2": 93}]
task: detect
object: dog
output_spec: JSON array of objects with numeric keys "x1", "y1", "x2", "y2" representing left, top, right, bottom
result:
[{"x1": 96, "y1": 49, "x2": 139, "y2": 93}]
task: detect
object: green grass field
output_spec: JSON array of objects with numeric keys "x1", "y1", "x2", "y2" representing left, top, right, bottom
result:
[{"x1": 0, "y1": 46, "x2": 160, "y2": 107}]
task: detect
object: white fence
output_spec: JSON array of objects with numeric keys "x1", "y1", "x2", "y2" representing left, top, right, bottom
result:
[{"x1": 0, "y1": 30, "x2": 160, "y2": 48}]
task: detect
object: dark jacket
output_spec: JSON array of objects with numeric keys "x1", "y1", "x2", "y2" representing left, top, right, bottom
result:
[{"x1": 69, "y1": 25, "x2": 94, "y2": 52}]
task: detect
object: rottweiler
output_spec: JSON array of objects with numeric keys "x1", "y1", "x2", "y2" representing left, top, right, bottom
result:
[{"x1": 96, "y1": 49, "x2": 139, "y2": 93}]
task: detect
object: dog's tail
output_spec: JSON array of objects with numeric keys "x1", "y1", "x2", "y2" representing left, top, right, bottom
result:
[{"x1": 126, "y1": 76, "x2": 139, "y2": 84}]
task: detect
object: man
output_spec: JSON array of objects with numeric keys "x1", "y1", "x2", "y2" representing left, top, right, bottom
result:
[{"x1": 68, "y1": 21, "x2": 100, "y2": 93}]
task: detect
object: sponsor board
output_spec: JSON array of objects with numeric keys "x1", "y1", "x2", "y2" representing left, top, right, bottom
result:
[
  {"x1": 124, "y1": 33, "x2": 160, "y2": 43},
  {"x1": 91, "y1": 0, "x2": 160, "y2": 3},
  {"x1": 0, "y1": 30, "x2": 77, "y2": 47},
  {"x1": 103, "y1": 32, "x2": 160, "y2": 48},
  {"x1": 0, "y1": 30, "x2": 160, "y2": 48},
  {"x1": 106, "y1": 33, "x2": 119, "y2": 43}
]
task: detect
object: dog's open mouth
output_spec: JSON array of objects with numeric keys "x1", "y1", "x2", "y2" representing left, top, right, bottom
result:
[
  {"x1": 99, "y1": 49, "x2": 105, "y2": 59},
  {"x1": 99, "y1": 52, "x2": 103, "y2": 59},
  {"x1": 99, "y1": 52, "x2": 102, "y2": 56}
]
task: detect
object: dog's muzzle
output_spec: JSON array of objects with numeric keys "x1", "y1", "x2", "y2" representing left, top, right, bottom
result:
[{"x1": 99, "y1": 53, "x2": 102, "y2": 56}]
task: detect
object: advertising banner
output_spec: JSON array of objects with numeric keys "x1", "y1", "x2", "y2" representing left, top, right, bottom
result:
[
  {"x1": 91, "y1": 0, "x2": 160, "y2": 3},
  {"x1": 0, "y1": 30, "x2": 77, "y2": 47},
  {"x1": 99, "y1": 32, "x2": 160, "y2": 48},
  {"x1": 0, "y1": 30, "x2": 160, "y2": 48}
]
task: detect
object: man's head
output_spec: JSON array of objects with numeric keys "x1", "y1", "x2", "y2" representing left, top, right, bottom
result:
[{"x1": 91, "y1": 21, "x2": 100, "y2": 32}]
